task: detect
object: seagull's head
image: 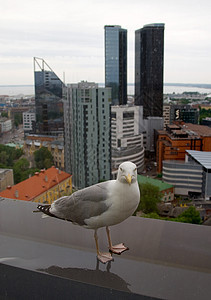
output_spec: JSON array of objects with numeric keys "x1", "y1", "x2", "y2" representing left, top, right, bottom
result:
[{"x1": 117, "y1": 161, "x2": 138, "y2": 185}]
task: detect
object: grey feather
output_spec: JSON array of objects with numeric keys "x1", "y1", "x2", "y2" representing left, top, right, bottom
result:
[{"x1": 50, "y1": 181, "x2": 111, "y2": 225}]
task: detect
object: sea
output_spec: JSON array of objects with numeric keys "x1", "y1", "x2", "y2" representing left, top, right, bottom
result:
[{"x1": 0, "y1": 84, "x2": 211, "y2": 97}]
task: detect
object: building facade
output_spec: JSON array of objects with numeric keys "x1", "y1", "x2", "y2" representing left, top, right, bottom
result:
[
  {"x1": 111, "y1": 105, "x2": 145, "y2": 177},
  {"x1": 0, "y1": 118, "x2": 12, "y2": 133},
  {"x1": 63, "y1": 81, "x2": 112, "y2": 189},
  {"x1": 156, "y1": 123, "x2": 211, "y2": 173},
  {"x1": 163, "y1": 150, "x2": 211, "y2": 200},
  {"x1": 105, "y1": 25, "x2": 127, "y2": 105},
  {"x1": 0, "y1": 169, "x2": 14, "y2": 192},
  {"x1": 34, "y1": 57, "x2": 64, "y2": 136},
  {"x1": 135, "y1": 23, "x2": 165, "y2": 118},
  {"x1": 23, "y1": 110, "x2": 36, "y2": 135}
]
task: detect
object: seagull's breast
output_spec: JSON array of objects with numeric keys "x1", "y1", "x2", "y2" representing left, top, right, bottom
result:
[{"x1": 84, "y1": 180, "x2": 140, "y2": 229}]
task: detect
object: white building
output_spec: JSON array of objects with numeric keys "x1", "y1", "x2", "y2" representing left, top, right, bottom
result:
[
  {"x1": 0, "y1": 118, "x2": 12, "y2": 133},
  {"x1": 23, "y1": 110, "x2": 36, "y2": 134},
  {"x1": 111, "y1": 105, "x2": 145, "y2": 177}
]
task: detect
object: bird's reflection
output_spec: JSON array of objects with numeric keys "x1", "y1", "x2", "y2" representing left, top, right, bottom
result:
[{"x1": 38, "y1": 259, "x2": 131, "y2": 292}]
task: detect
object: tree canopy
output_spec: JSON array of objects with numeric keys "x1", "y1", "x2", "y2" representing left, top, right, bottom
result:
[
  {"x1": 137, "y1": 182, "x2": 162, "y2": 214},
  {"x1": 0, "y1": 144, "x2": 23, "y2": 168},
  {"x1": 34, "y1": 147, "x2": 54, "y2": 169}
]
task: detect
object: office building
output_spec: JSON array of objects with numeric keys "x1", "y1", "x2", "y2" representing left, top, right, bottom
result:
[
  {"x1": 135, "y1": 23, "x2": 165, "y2": 117},
  {"x1": 163, "y1": 150, "x2": 211, "y2": 199},
  {"x1": 63, "y1": 81, "x2": 112, "y2": 189},
  {"x1": 105, "y1": 25, "x2": 127, "y2": 105},
  {"x1": 23, "y1": 110, "x2": 36, "y2": 135},
  {"x1": 111, "y1": 105, "x2": 145, "y2": 177},
  {"x1": 34, "y1": 57, "x2": 64, "y2": 136},
  {"x1": 156, "y1": 122, "x2": 211, "y2": 173}
]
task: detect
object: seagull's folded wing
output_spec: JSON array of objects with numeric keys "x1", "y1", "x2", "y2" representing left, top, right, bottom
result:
[{"x1": 50, "y1": 181, "x2": 112, "y2": 225}]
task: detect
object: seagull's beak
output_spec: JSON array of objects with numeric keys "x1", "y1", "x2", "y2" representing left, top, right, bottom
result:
[{"x1": 125, "y1": 174, "x2": 132, "y2": 185}]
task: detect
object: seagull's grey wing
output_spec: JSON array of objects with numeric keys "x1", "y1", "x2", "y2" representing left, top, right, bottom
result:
[{"x1": 50, "y1": 181, "x2": 111, "y2": 225}]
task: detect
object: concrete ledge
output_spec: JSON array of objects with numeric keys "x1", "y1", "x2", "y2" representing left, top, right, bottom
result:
[{"x1": 1, "y1": 198, "x2": 211, "y2": 299}]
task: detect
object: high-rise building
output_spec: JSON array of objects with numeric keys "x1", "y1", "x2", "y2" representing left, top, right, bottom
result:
[
  {"x1": 104, "y1": 25, "x2": 127, "y2": 105},
  {"x1": 135, "y1": 23, "x2": 165, "y2": 118},
  {"x1": 63, "y1": 81, "x2": 112, "y2": 189},
  {"x1": 34, "y1": 57, "x2": 64, "y2": 136}
]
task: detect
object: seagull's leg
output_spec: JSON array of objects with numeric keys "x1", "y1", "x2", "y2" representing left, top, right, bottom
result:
[
  {"x1": 94, "y1": 229, "x2": 113, "y2": 264},
  {"x1": 106, "y1": 226, "x2": 129, "y2": 255}
]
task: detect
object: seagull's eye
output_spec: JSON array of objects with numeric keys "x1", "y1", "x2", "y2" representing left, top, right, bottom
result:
[
  {"x1": 134, "y1": 168, "x2": 137, "y2": 172},
  {"x1": 120, "y1": 167, "x2": 123, "y2": 172}
]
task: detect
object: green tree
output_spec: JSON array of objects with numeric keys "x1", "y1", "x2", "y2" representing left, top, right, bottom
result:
[
  {"x1": 14, "y1": 113, "x2": 22, "y2": 128},
  {"x1": 175, "y1": 206, "x2": 202, "y2": 224},
  {"x1": 1, "y1": 111, "x2": 8, "y2": 118},
  {"x1": 0, "y1": 144, "x2": 23, "y2": 167},
  {"x1": 34, "y1": 147, "x2": 53, "y2": 169},
  {"x1": 13, "y1": 158, "x2": 30, "y2": 183},
  {"x1": 137, "y1": 182, "x2": 162, "y2": 214}
]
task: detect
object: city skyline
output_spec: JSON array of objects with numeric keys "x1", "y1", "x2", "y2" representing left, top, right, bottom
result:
[{"x1": 1, "y1": 0, "x2": 211, "y2": 85}]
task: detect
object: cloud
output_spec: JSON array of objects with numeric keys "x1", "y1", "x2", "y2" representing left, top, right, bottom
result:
[{"x1": 1, "y1": 0, "x2": 211, "y2": 84}]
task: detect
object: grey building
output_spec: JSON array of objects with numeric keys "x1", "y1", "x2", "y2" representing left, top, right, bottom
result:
[
  {"x1": 34, "y1": 57, "x2": 64, "y2": 136},
  {"x1": 163, "y1": 150, "x2": 211, "y2": 200},
  {"x1": 63, "y1": 81, "x2": 112, "y2": 189},
  {"x1": 135, "y1": 23, "x2": 165, "y2": 118},
  {"x1": 104, "y1": 25, "x2": 127, "y2": 105}
]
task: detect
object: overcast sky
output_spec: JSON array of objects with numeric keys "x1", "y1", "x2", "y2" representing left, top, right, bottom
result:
[{"x1": 1, "y1": 0, "x2": 211, "y2": 85}]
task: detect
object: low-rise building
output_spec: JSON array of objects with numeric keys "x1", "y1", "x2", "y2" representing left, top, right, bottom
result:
[
  {"x1": 137, "y1": 175, "x2": 174, "y2": 202},
  {"x1": 0, "y1": 166, "x2": 72, "y2": 204},
  {"x1": 0, "y1": 118, "x2": 12, "y2": 133},
  {"x1": 23, "y1": 135, "x2": 64, "y2": 170}
]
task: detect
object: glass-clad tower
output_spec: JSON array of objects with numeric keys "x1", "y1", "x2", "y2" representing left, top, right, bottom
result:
[
  {"x1": 135, "y1": 24, "x2": 165, "y2": 118},
  {"x1": 105, "y1": 25, "x2": 127, "y2": 105},
  {"x1": 63, "y1": 81, "x2": 112, "y2": 189},
  {"x1": 34, "y1": 57, "x2": 64, "y2": 136}
]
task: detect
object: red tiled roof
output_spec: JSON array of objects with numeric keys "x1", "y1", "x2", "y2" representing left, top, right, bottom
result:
[{"x1": 0, "y1": 166, "x2": 71, "y2": 201}]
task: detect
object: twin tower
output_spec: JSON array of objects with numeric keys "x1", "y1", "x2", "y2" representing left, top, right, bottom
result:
[{"x1": 104, "y1": 24, "x2": 165, "y2": 118}]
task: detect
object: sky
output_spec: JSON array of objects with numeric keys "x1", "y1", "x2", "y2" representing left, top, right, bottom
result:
[{"x1": 1, "y1": 0, "x2": 211, "y2": 85}]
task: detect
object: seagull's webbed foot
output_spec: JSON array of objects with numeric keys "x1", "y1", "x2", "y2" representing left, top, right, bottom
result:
[
  {"x1": 109, "y1": 243, "x2": 129, "y2": 255},
  {"x1": 97, "y1": 252, "x2": 113, "y2": 264}
]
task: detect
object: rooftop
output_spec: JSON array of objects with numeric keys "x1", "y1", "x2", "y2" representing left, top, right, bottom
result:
[
  {"x1": 138, "y1": 175, "x2": 173, "y2": 191},
  {"x1": 186, "y1": 150, "x2": 211, "y2": 169},
  {"x1": 0, "y1": 166, "x2": 71, "y2": 201}
]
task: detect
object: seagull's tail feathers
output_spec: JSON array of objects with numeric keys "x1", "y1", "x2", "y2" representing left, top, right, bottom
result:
[{"x1": 37, "y1": 204, "x2": 55, "y2": 218}]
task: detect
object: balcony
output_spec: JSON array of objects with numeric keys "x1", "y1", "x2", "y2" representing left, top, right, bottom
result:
[{"x1": 1, "y1": 198, "x2": 211, "y2": 299}]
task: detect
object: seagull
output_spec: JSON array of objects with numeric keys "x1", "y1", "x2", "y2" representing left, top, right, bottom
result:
[{"x1": 37, "y1": 161, "x2": 140, "y2": 263}]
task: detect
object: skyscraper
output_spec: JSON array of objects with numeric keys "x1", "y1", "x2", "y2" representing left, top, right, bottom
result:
[
  {"x1": 104, "y1": 25, "x2": 127, "y2": 105},
  {"x1": 135, "y1": 24, "x2": 165, "y2": 118},
  {"x1": 34, "y1": 57, "x2": 64, "y2": 136},
  {"x1": 63, "y1": 81, "x2": 112, "y2": 189}
]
